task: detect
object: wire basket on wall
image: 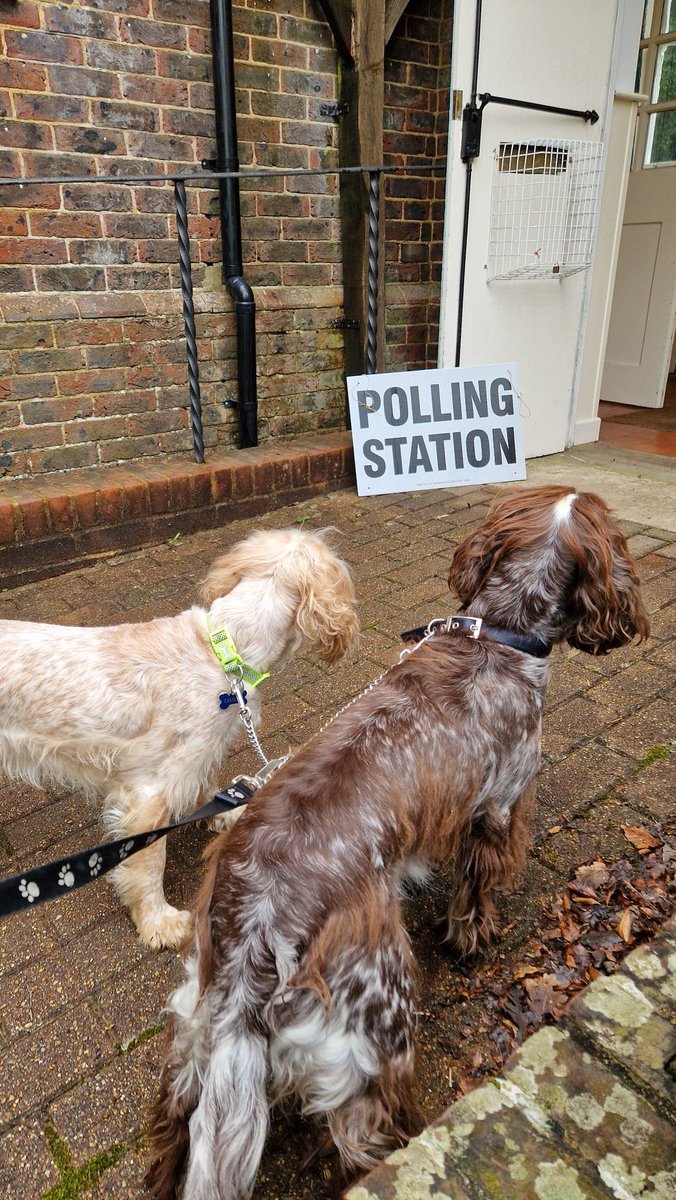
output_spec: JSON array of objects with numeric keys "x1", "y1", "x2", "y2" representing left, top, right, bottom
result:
[{"x1": 487, "y1": 139, "x2": 604, "y2": 281}]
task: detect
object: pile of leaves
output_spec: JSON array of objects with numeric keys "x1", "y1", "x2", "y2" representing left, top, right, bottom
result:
[{"x1": 440, "y1": 818, "x2": 674, "y2": 1095}]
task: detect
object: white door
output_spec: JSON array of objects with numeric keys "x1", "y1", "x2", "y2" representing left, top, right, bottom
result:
[
  {"x1": 602, "y1": 0, "x2": 676, "y2": 407},
  {"x1": 438, "y1": 0, "x2": 627, "y2": 459}
]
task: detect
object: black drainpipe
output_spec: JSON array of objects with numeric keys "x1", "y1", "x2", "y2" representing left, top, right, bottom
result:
[{"x1": 209, "y1": 0, "x2": 257, "y2": 448}]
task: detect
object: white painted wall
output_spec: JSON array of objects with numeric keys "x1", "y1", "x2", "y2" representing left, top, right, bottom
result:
[{"x1": 439, "y1": 0, "x2": 640, "y2": 458}]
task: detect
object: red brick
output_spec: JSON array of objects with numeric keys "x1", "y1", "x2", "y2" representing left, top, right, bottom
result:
[
  {"x1": 169, "y1": 474, "x2": 190, "y2": 512},
  {"x1": 44, "y1": 4, "x2": 117, "y2": 39},
  {"x1": 210, "y1": 466, "x2": 233, "y2": 503},
  {"x1": 253, "y1": 460, "x2": 275, "y2": 496},
  {"x1": 99, "y1": 485, "x2": 125, "y2": 526},
  {"x1": 0, "y1": 211, "x2": 28, "y2": 237},
  {"x1": 230, "y1": 463, "x2": 253, "y2": 501},
  {"x1": 0, "y1": 501, "x2": 17, "y2": 546},
  {"x1": 190, "y1": 471, "x2": 212, "y2": 509},
  {"x1": 1, "y1": 3, "x2": 41, "y2": 30},
  {"x1": 121, "y1": 16, "x2": 187, "y2": 51},
  {"x1": 123, "y1": 481, "x2": 150, "y2": 521},
  {"x1": 74, "y1": 489, "x2": 99, "y2": 529},
  {"x1": 55, "y1": 320, "x2": 124, "y2": 349},
  {"x1": 5, "y1": 29, "x2": 84, "y2": 66},
  {"x1": 57, "y1": 370, "x2": 126, "y2": 398},
  {"x1": 29, "y1": 212, "x2": 104, "y2": 239},
  {"x1": 18, "y1": 498, "x2": 50, "y2": 540},
  {"x1": 47, "y1": 494, "x2": 76, "y2": 533},
  {"x1": 275, "y1": 450, "x2": 308, "y2": 491},
  {"x1": 0, "y1": 238, "x2": 68, "y2": 266},
  {"x1": 0, "y1": 60, "x2": 46, "y2": 91},
  {"x1": 146, "y1": 477, "x2": 170, "y2": 515}
]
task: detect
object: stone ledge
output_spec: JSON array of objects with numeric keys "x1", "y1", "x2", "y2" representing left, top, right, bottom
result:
[
  {"x1": 348, "y1": 916, "x2": 676, "y2": 1199},
  {"x1": 0, "y1": 432, "x2": 355, "y2": 588}
]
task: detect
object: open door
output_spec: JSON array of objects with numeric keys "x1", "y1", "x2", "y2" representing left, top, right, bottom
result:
[{"x1": 602, "y1": 0, "x2": 676, "y2": 408}]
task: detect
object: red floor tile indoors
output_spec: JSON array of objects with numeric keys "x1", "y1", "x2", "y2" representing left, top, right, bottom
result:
[{"x1": 599, "y1": 376, "x2": 676, "y2": 458}]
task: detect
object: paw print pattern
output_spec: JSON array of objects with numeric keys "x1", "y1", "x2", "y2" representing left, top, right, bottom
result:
[
  {"x1": 58, "y1": 864, "x2": 75, "y2": 889},
  {"x1": 118, "y1": 840, "x2": 135, "y2": 861},
  {"x1": 88, "y1": 852, "x2": 103, "y2": 877},
  {"x1": 19, "y1": 879, "x2": 40, "y2": 903}
]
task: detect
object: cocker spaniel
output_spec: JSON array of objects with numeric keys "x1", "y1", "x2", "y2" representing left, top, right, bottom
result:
[
  {"x1": 146, "y1": 486, "x2": 649, "y2": 1197},
  {"x1": 0, "y1": 527, "x2": 358, "y2": 949}
]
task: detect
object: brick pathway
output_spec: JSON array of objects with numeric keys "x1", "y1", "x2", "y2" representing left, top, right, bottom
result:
[{"x1": 0, "y1": 482, "x2": 674, "y2": 1199}]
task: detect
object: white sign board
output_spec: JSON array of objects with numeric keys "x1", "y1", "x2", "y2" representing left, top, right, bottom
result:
[{"x1": 347, "y1": 363, "x2": 526, "y2": 497}]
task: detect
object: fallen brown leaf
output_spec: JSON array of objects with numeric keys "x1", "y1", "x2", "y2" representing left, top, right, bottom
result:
[
  {"x1": 575, "y1": 860, "x2": 610, "y2": 889},
  {"x1": 621, "y1": 825, "x2": 662, "y2": 855},
  {"x1": 617, "y1": 909, "x2": 634, "y2": 943},
  {"x1": 514, "y1": 965, "x2": 541, "y2": 980}
]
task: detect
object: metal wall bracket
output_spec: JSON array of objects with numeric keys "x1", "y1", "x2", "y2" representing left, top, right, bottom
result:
[
  {"x1": 320, "y1": 101, "x2": 349, "y2": 119},
  {"x1": 331, "y1": 316, "x2": 360, "y2": 330}
]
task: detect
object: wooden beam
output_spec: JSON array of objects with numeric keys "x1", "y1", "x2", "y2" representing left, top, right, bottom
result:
[
  {"x1": 337, "y1": 0, "x2": 386, "y2": 377},
  {"x1": 315, "y1": 0, "x2": 354, "y2": 62},
  {"x1": 384, "y1": 0, "x2": 410, "y2": 46}
]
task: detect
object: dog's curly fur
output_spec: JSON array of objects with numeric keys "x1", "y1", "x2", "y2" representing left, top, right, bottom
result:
[
  {"x1": 0, "y1": 527, "x2": 358, "y2": 948},
  {"x1": 146, "y1": 487, "x2": 649, "y2": 1197}
]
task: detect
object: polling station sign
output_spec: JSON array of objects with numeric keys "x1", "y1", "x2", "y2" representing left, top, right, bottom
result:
[{"x1": 347, "y1": 363, "x2": 526, "y2": 497}]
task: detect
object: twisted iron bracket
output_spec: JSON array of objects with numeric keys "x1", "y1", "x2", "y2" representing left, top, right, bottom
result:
[{"x1": 174, "y1": 179, "x2": 205, "y2": 464}]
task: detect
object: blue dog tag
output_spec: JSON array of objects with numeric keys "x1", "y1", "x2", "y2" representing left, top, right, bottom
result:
[{"x1": 219, "y1": 690, "x2": 246, "y2": 710}]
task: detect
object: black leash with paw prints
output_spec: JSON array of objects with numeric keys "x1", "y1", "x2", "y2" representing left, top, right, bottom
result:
[{"x1": 0, "y1": 779, "x2": 255, "y2": 919}]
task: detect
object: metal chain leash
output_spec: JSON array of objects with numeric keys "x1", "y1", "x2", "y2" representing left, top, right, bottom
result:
[
  {"x1": 314, "y1": 617, "x2": 447, "y2": 737},
  {"x1": 227, "y1": 619, "x2": 447, "y2": 784},
  {"x1": 226, "y1": 673, "x2": 270, "y2": 767}
]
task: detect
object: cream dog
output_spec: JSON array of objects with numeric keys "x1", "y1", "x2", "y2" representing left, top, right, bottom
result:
[{"x1": 0, "y1": 528, "x2": 358, "y2": 948}]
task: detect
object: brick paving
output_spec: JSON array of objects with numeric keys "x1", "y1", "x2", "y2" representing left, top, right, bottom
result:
[{"x1": 0, "y1": 480, "x2": 674, "y2": 1199}]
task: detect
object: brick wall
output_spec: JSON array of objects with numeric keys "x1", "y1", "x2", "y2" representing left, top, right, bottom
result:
[
  {"x1": 384, "y1": 0, "x2": 452, "y2": 372},
  {"x1": 0, "y1": 0, "x2": 450, "y2": 481}
]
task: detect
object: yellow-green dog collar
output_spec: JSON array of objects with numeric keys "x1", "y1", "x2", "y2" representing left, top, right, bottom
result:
[{"x1": 206, "y1": 616, "x2": 270, "y2": 689}]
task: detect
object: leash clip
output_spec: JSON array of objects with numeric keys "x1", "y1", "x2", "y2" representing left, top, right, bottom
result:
[
  {"x1": 228, "y1": 755, "x2": 289, "y2": 797},
  {"x1": 254, "y1": 755, "x2": 289, "y2": 786}
]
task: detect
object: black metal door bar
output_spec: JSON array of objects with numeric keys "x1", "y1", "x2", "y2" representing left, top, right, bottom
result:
[
  {"x1": 478, "y1": 94, "x2": 599, "y2": 125},
  {"x1": 461, "y1": 94, "x2": 599, "y2": 163}
]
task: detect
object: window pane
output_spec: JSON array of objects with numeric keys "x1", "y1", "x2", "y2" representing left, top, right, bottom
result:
[
  {"x1": 643, "y1": 0, "x2": 655, "y2": 38},
  {"x1": 652, "y1": 42, "x2": 676, "y2": 102},
  {"x1": 636, "y1": 46, "x2": 646, "y2": 92},
  {"x1": 661, "y1": 0, "x2": 676, "y2": 34},
  {"x1": 645, "y1": 108, "x2": 676, "y2": 162}
]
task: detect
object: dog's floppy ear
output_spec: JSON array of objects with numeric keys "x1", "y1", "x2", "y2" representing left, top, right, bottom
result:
[
  {"x1": 448, "y1": 526, "x2": 500, "y2": 605},
  {"x1": 200, "y1": 545, "x2": 248, "y2": 606},
  {"x1": 291, "y1": 533, "x2": 359, "y2": 665},
  {"x1": 563, "y1": 493, "x2": 650, "y2": 655}
]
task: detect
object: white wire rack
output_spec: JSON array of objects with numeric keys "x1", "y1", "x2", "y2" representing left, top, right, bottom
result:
[{"x1": 487, "y1": 139, "x2": 604, "y2": 281}]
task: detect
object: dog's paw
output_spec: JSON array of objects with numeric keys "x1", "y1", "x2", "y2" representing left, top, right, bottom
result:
[
  {"x1": 137, "y1": 906, "x2": 193, "y2": 951},
  {"x1": 207, "y1": 808, "x2": 244, "y2": 834},
  {"x1": 442, "y1": 905, "x2": 498, "y2": 959}
]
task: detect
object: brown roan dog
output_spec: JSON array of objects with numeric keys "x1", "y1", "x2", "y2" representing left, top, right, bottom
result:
[{"x1": 147, "y1": 486, "x2": 649, "y2": 1200}]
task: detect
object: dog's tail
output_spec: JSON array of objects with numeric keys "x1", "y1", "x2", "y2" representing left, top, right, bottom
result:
[
  {"x1": 147, "y1": 841, "x2": 276, "y2": 1200},
  {"x1": 146, "y1": 962, "x2": 270, "y2": 1200},
  {"x1": 181, "y1": 1012, "x2": 268, "y2": 1200}
]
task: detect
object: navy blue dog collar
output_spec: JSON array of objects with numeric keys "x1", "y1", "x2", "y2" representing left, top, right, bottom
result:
[{"x1": 400, "y1": 615, "x2": 552, "y2": 659}]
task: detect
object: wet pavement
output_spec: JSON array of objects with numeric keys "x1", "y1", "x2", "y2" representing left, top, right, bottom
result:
[{"x1": 0, "y1": 475, "x2": 673, "y2": 1199}]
